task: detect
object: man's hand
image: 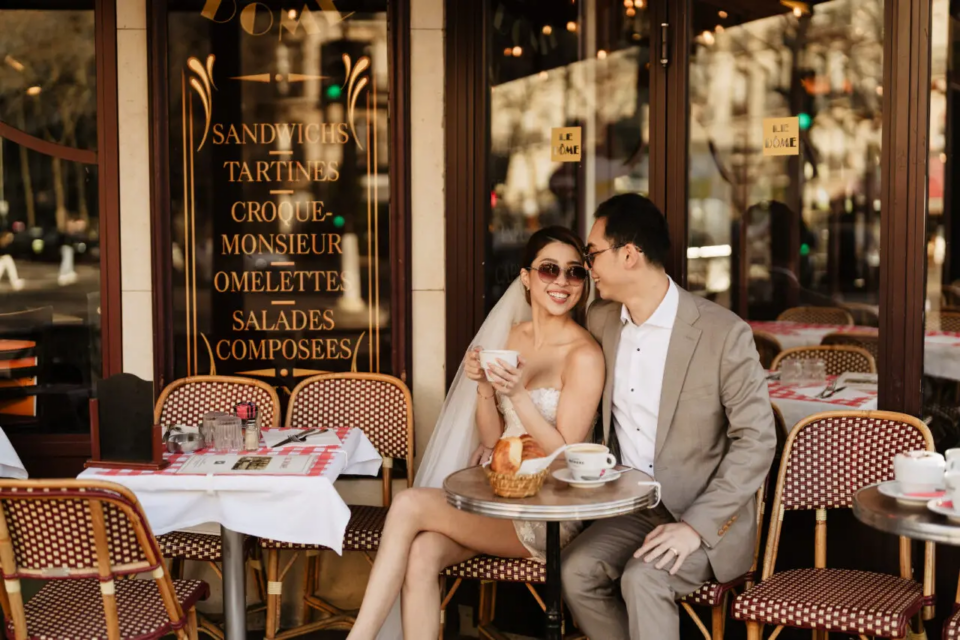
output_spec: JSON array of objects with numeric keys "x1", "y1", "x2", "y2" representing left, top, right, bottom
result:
[{"x1": 633, "y1": 522, "x2": 701, "y2": 576}]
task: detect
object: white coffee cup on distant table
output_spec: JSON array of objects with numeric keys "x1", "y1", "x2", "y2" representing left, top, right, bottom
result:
[
  {"x1": 946, "y1": 471, "x2": 960, "y2": 506},
  {"x1": 893, "y1": 450, "x2": 945, "y2": 495},
  {"x1": 565, "y1": 443, "x2": 617, "y2": 481},
  {"x1": 479, "y1": 350, "x2": 520, "y2": 382},
  {"x1": 946, "y1": 448, "x2": 960, "y2": 473}
]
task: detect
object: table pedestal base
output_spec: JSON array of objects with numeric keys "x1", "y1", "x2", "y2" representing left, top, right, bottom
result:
[
  {"x1": 222, "y1": 526, "x2": 247, "y2": 640},
  {"x1": 546, "y1": 521, "x2": 562, "y2": 640}
]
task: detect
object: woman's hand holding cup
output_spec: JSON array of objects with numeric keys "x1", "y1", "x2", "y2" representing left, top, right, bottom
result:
[{"x1": 465, "y1": 347, "x2": 488, "y2": 383}]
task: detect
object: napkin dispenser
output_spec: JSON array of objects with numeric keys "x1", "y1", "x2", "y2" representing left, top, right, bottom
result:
[{"x1": 85, "y1": 373, "x2": 168, "y2": 471}]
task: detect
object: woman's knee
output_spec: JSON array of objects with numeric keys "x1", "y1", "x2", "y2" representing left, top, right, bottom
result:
[
  {"x1": 405, "y1": 532, "x2": 449, "y2": 583},
  {"x1": 389, "y1": 487, "x2": 433, "y2": 522}
]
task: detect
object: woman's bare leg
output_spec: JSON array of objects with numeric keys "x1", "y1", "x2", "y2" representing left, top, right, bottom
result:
[
  {"x1": 401, "y1": 532, "x2": 474, "y2": 640},
  {"x1": 346, "y1": 488, "x2": 528, "y2": 640}
]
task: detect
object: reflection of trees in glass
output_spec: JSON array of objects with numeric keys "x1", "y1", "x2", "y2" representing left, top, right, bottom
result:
[
  {"x1": 0, "y1": 11, "x2": 97, "y2": 229},
  {"x1": 689, "y1": 0, "x2": 884, "y2": 304}
]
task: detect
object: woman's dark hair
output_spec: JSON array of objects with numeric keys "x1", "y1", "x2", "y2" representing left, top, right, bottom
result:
[
  {"x1": 594, "y1": 193, "x2": 670, "y2": 268},
  {"x1": 521, "y1": 226, "x2": 589, "y2": 324}
]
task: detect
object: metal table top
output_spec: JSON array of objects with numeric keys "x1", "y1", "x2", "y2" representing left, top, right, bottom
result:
[
  {"x1": 853, "y1": 485, "x2": 960, "y2": 546},
  {"x1": 443, "y1": 462, "x2": 659, "y2": 522}
]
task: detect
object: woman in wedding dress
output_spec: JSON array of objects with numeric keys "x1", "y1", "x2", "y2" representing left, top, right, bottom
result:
[{"x1": 346, "y1": 226, "x2": 605, "y2": 640}]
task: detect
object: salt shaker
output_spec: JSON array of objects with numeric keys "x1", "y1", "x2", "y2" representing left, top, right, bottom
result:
[{"x1": 236, "y1": 401, "x2": 260, "y2": 451}]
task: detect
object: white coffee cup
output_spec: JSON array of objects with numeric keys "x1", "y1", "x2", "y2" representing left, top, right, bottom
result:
[
  {"x1": 479, "y1": 350, "x2": 520, "y2": 382},
  {"x1": 893, "y1": 450, "x2": 945, "y2": 494},
  {"x1": 946, "y1": 448, "x2": 960, "y2": 473},
  {"x1": 946, "y1": 471, "x2": 960, "y2": 506},
  {"x1": 565, "y1": 444, "x2": 617, "y2": 481}
]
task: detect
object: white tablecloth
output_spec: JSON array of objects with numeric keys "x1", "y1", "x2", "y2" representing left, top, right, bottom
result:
[
  {"x1": 79, "y1": 427, "x2": 381, "y2": 554},
  {"x1": 0, "y1": 428, "x2": 26, "y2": 479}
]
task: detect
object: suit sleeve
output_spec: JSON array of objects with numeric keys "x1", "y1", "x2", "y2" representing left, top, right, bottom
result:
[
  {"x1": 680, "y1": 320, "x2": 777, "y2": 549},
  {"x1": 586, "y1": 300, "x2": 607, "y2": 341}
]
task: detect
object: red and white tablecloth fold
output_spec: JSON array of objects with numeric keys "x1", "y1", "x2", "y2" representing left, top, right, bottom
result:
[
  {"x1": 767, "y1": 378, "x2": 878, "y2": 432},
  {"x1": 78, "y1": 427, "x2": 382, "y2": 553}
]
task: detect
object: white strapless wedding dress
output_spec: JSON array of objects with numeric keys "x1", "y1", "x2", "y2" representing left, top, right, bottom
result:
[{"x1": 498, "y1": 388, "x2": 583, "y2": 561}]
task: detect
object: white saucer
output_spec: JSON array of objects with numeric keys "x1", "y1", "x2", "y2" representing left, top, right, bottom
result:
[
  {"x1": 927, "y1": 497, "x2": 960, "y2": 522},
  {"x1": 878, "y1": 481, "x2": 945, "y2": 506},
  {"x1": 553, "y1": 467, "x2": 621, "y2": 489}
]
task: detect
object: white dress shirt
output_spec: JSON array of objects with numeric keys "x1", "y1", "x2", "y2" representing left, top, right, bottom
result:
[{"x1": 612, "y1": 278, "x2": 679, "y2": 478}]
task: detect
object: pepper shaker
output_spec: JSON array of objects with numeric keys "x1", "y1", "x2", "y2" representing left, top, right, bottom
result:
[{"x1": 236, "y1": 401, "x2": 260, "y2": 451}]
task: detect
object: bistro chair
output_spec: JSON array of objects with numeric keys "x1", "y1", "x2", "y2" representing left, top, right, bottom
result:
[
  {"x1": 928, "y1": 310, "x2": 960, "y2": 333},
  {"x1": 821, "y1": 331, "x2": 880, "y2": 362},
  {"x1": 260, "y1": 372, "x2": 414, "y2": 639},
  {"x1": 942, "y1": 285, "x2": 960, "y2": 308},
  {"x1": 0, "y1": 479, "x2": 208, "y2": 640},
  {"x1": 440, "y1": 555, "x2": 556, "y2": 639},
  {"x1": 771, "y1": 345, "x2": 876, "y2": 376},
  {"x1": 733, "y1": 411, "x2": 936, "y2": 640},
  {"x1": 155, "y1": 375, "x2": 282, "y2": 639},
  {"x1": 777, "y1": 306, "x2": 855, "y2": 326},
  {"x1": 842, "y1": 302, "x2": 881, "y2": 328},
  {"x1": 678, "y1": 483, "x2": 767, "y2": 640},
  {"x1": 752, "y1": 330, "x2": 782, "y2": 370}
]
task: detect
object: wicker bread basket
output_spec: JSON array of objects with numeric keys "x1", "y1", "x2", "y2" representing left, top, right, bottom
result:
[{"x1": 484, "y1": 466, "x2": 549, "y2": 498}]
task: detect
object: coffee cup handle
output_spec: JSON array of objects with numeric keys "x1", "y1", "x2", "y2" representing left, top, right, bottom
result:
[
  {"x1": 949, "y1": 459, "x2": 960, "y2": 473},
  {"x1": 605, "y1": 454, "x2": 616, "y2": 469}
]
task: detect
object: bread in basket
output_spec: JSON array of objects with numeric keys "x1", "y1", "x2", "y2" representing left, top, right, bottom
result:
[{"x1": 485, "y1": 435, "x2": 549, "y2": 498}]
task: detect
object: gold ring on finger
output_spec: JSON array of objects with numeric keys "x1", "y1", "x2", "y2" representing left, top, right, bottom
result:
[{"x1": 669, "y1": 548, "x2": 679, "y2": 556}]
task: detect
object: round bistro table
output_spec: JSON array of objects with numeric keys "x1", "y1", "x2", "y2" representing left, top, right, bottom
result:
[
  {"x1": 443, "y1": 462, "x2": 660, "y2": 640},
  {"x1": 854, "y1": 484, "x2": 960, "y2": 545}
]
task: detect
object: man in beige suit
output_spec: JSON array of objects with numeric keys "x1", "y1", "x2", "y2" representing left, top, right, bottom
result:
[{"x1": 561, "y1": 194, "x2": 776, "y2": 640}]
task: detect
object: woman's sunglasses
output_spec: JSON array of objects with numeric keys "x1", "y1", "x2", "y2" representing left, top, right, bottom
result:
[{"x1": 528, "y1": 262, "x2": 588, "y2": 285}]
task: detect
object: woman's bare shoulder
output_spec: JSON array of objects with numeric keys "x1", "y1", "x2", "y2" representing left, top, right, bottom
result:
[{"x1": 565, "y1": 326, "x2": 604, "y2": 369}]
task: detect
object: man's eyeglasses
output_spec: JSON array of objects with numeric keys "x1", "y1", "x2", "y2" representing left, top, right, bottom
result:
[
  {"x1": 583, "y1": 244, "x2": 625, "y2": 269},
  {"x1": 528, "y1": 262, "x2": 588, "y2": 285}
]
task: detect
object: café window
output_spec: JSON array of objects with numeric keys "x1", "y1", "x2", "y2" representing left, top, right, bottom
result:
[
  {"x1": 163, "y1": 0, "x2": 395, "y2": 395},
  {"x1": 484, "y1": 0, "x2": 653, "y2": 311},
  {"x1": 0, "y1": 2, "x2": 115, "y2": 434}
]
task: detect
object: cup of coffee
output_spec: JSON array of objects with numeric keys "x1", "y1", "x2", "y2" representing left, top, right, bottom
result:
[
  {"x1": 893, "y1": 450, "x2": 945, "y2": 495},
  {"x1": 565, "y1": 444, "x2": 617, "y2": 481},
  {"x1": 479, "y1": 350, "x2": 520, "y2": 382}
]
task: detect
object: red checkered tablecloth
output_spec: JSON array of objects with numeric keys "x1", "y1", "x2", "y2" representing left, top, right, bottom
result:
[
  {"x1": 94, "y1": 426, "x2": 354, "y2": 477},
  {"x1": 767, "y1": 378, "x2": 877, "y2": 409}
]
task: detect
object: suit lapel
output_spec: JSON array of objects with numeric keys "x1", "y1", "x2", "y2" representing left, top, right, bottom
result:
[
  {"x1": 601, "y1": 307, "x2": 622, "y2": 446},
  {"x1": 654, "y1": 290, "x2": 702, "y2": 458}
]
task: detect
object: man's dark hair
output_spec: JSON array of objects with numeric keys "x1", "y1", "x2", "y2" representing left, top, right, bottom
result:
[{"x1": 594, "y1": 194, "x2": 671, "y2": 268}]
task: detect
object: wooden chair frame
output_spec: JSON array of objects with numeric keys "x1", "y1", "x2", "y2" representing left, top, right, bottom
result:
[
  {"x1": 821, "y1": 331, "x2": 880, "y2": 362},
  {"x1": 777, "y1": 306, "x2": 855, "y2": 326},
  {"x1": 264, "y1": 372, "x2": 415, "y2": 639},
  {"x1": 154, "y1": 375, "x2": 282, "y2": 639},
  {"x1": 752, "y1": 330, "x2": 783, "y2": 371},
  {"x1": 154, "y1": 375, "x2": 282, "y2": 428},
  {"x1": 771, "y1": 345, "x2": 877, "y2": 376},
  {"x1": 744, "y1": 411, "x2": 936, "y2": 640},
  {"x1": 0, "y1": 479, "x2": 201, "y2": 640},
  {"x1": 841, "y1": 303, "x2": 880, "y2": 328}
]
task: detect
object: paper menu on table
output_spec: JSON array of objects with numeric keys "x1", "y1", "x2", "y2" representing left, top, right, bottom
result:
[
  {"x1": 175, "y1": 454, "x2": 316, "y2": 475},
  {"x1": 837, "y1": 372, "x2": 879, "y2": 389},
  {"x1": 261, "y1": 429, "x2": 342, "y2": 448}
]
